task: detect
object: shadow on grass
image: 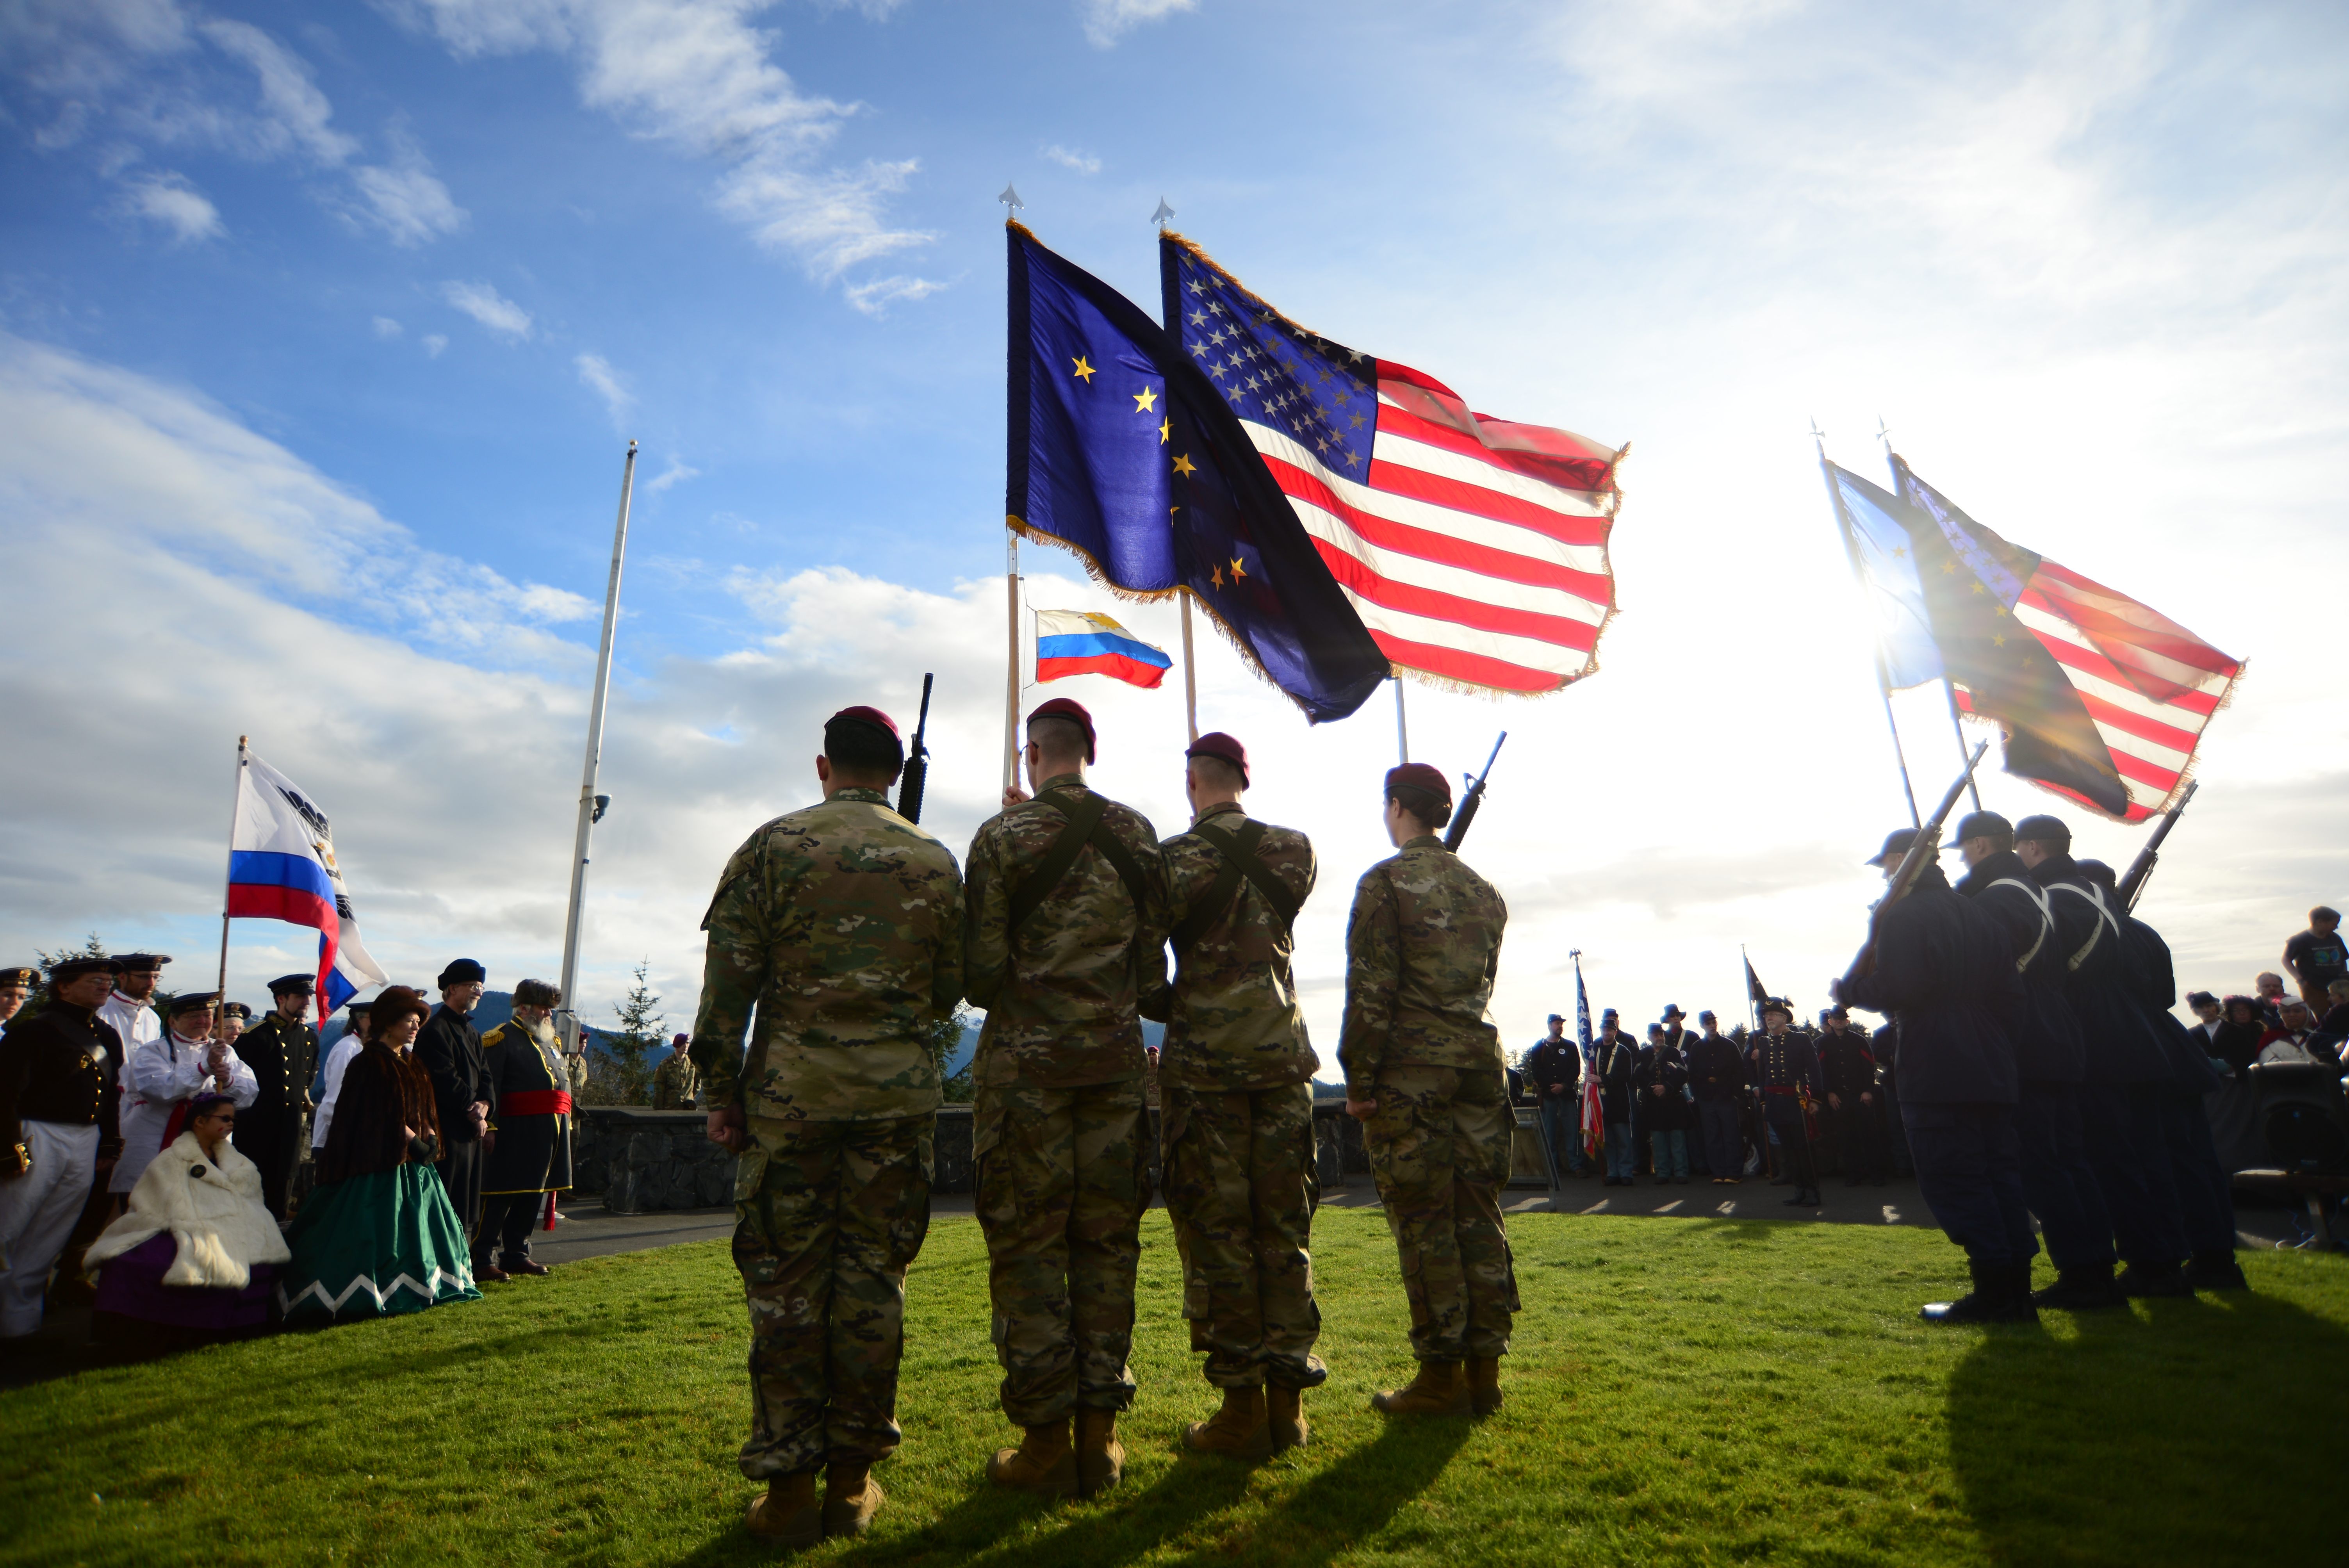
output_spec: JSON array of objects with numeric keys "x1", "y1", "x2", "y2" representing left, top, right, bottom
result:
[{"x1": 1946, "y1": 1287, "x2": 2349, "y2": 1565}]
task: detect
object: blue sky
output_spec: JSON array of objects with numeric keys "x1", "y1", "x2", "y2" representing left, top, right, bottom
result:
[{"x1": 4, "y1": 0, "x2": 2345, "y2": 1045}]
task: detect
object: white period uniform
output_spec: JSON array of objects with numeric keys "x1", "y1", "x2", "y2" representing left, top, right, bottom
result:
[
  {"x1": 311, "y1": 1032, "x2": 366, "y2": 1150},
  {"x1": 111, "y1": 1030, "x2": 258, "y2": 1194},
  {"x1": 95, "y1": 991, "x2": 159, "y2": 1077}
]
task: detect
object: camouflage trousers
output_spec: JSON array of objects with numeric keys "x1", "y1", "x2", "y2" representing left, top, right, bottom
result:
[
  {"x1": 973, "y1": 1077, "x2": 1152, "y2": 1426},
  {"x1": 1162, "y1": 1079, "x2": 1328, "y2": 1391},
  {"x1": 1363, "y1": 1063, "x2": 1520, "y2": 1363},
  {"x1": 733, "y1": 1112, "x2": 934, "y2": 1478}
]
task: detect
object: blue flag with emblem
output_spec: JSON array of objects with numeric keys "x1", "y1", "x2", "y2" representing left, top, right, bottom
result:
[{"x1": 1005, "y1": 222, "x2": 1390, "y2": 723}]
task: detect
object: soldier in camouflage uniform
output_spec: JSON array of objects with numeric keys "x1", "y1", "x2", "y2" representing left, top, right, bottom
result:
[
  {"x1": 1142, "y1": 731, "x2": 1324, "y2": 1461},
  {"x1": 963, "y1": 696, "x2": 1169, "y2": 1500},
  {"x1": 690, "y1": 705, "x2": 964, "y2": 1550},
  {"x1": 1339, "y1": 762, "x2": 1514, "y2": 1419}
]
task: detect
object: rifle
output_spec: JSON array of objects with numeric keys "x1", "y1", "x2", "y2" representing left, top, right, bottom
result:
[
  {"x1": 1443, "y1": 732, "x2": 1507, "y2": 852},
  {"x1": 895, "y1": 673, "x2": 934, "y2": 823},
  {"x1": 2116, "y1": 779, "x2": 2196, "y2": 910},
  {"x1": 1836, "y1": 739, "x2": 1990, "y2": 996}
]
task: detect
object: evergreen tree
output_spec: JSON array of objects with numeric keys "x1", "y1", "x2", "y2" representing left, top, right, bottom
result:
[
  {"x1": 930, "y1": 1006, "x2": 976, "y2": 1104},
  {"x1": 596, "y1": 961, "x2": 666, "y2": 1106}
]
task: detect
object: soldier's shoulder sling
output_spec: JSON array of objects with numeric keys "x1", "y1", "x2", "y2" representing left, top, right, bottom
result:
[
  {"x1": 1171, "y1": 818, "x2": 1298, "y2": 952},
  {"x1": 1008, "y1": 789, "x2": 1152, "y2": 934}
]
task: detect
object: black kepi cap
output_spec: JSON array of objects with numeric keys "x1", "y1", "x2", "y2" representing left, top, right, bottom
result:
[
  {"x1": 1950, "y1": 810, "x2": 2013, "y2": 845},
  {"x1": 267, "y1": 972, "x2": 315, "y2": 995},
  {"x1": 47, "y1": 956, "x2": 123, "y2": 984},
  {"x1": 115, "y1": 953, "x2": 173, "y2": 969},
  {"x1": 1867, "y1": 828, "x2": 1937, "y2": 867},
  {"x1": 0, "y1": 966, "x2": 36, "y2": 989},
  {"x1": 168, "y1": 991, "x2": 221, "y2": 1015},
  {"x1": 223, "y1": 1002, "x2": 253, "y2": 1021},
  {"x1": 2013, "y1": 813, "x2": 2070, "y2": 848}
]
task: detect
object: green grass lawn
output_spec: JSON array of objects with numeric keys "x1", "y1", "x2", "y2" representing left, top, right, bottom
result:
[{"x1": 5, "y1": 1208, "x2": 2344, "y2": 1567}]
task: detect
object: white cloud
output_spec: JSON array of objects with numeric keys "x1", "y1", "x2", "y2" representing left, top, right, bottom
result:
[
  {"x1": 841, "y1": 271, "x2": 949, "y2": 316},
  {"x1": 372, "y1": 315, "x2": 403, "y2": 339},
  {"x1": 441, "y1": 279, "x2": 532, "y2": 338},
  {"x1": 574, "y1": 351, "x2": 633, "y2": 426},
  {"x1": 645, "y1": 456, "x2": 699, "y2": 493},
  {"x1": 1081, "y1": 0, "x2": 1196, "y2": 48},
  {"x1": 1042, "y1": 143, "x2": 1101, "y2": 174},
  {"x1": 421, "y1": 333, "x2": 448, "y2": 358},
  {"x1": 120, "y1": 170, "x2": 223, "y2": 243},
  {"x1": 396, "y1": 0, "x2": 943, "y2": 297},
  {"x1": 348, "y1": 125, "x2": 467, "y2": 246},
  {"x1": 196, "y1": 17, "x2": 359, "y2": 164}
]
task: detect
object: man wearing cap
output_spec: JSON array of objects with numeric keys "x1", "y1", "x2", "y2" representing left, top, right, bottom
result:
[
  {"x1": 1816, "y1": 1007, "x2": 1885, "y2": 1186},
  {"x1": 415, "y1": 960, "x2": 492, "y2": 1246},
  {"x1": 1595, "y1": 1008, "x2": 1640, "y2": 1185},
  {"x1": 1688, "y1": 1012, "x2": 1747, "y2": 1184},
  {"x1": 693, "y1": 703, "x2": 964, "y2": 1545},
  {"x1": 0, "y1": 958, "x2": 128, "y2": 1336},
  {"x1": 98, "y1": 953, "x2": 169, "y2": 1095},
  {"x1": 1143, "y1": 731, "x2": 1323, "y2": 1460},
  {"x1": 478, "y1": 979, "x2": 577, "y2": 1283},
  {"x1": 1746, "y1": 1001, "x2": 1821, "y2": 1203},
  {"x1": 2014, "y1": 814, "x2": 2190, "y2": 1298},
  {"x1": 310, "y1": 1000, "x2": 373, "y2": 1156},
  {"x1": 218, "y1": 1002, "x2": 252, "y2": 1046},
  {"x1": 1841, "y1": 828, "x2": 2035, "y2": 1322},
  {"x1": 112, "y1": 992, "x2": 258, "y2": 1197},
  {"x1": 961, "y1": 696, "x2": 1167, "y2": 1500},
  {"x1": 653, "y1": 1032, "x2": 700, "y2": 1110},
  {"x1": 232, "y1": 973, "x2": 321, "y2": 1218},
  {"x1": 0, "y1": 968, "x2": 35, "y2": 1028},
  {"x1": 1525, "y1": 1016, "x2": 1584, "y2": 1179},
  {"x1": 1340, "y1": 761, "x2": 1513, "y2": 1418},
  {"x1": 1950, "y1": 810, "x2": 2117, "y2": 1308}
]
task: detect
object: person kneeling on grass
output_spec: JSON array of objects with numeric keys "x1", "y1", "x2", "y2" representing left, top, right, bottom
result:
[{"x1": 85, "y1": 1091, "x2": 288, "y2": 1346}]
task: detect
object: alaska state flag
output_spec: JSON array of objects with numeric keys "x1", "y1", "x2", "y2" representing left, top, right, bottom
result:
[
  {"x1": 1034, "y1": 608, "x2": 1172, "y2": 688},
  {"x1": 1005, "y1": 223, "x2": 1390, "y2": 723},
  {"x1": 229, "y1": 751, "x2": 388, "y2": 1014}
]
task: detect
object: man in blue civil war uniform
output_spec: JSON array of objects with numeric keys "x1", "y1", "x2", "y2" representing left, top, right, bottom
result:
[{"x1": 1746, "y1": 999, "x2": 1820, "y2": 1206}]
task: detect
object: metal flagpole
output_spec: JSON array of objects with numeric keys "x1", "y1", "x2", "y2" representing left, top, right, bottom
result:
[
  {"x1": 557, "y1": 440, "x2": 636, "y2": 1053},
  {"x1": 1002, "y1": 182, "x2": 1028, "y2": 796},
  {"x1": 1813, "y1": 421, "x2": 1919, "y2": 827},
  {"x1": 215, "y1": 735, "x2": 248, "y2": 1032},
  {"x1": 1180, "y1": 594, "x2": 1199, "y2": 744},
  {"x1": 1393, "y1": 677, "x2": 1409, "y2": 764}
]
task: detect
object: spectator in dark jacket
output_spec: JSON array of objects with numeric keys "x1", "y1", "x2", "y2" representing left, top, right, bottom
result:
[
  {"x1": 1594, "y1": 1012, "x2": 1640, "y2": 1186},
  {"x1": 1524, "y1": 1016, "x2": 1584, "y2": 1176},
  {"x1": 1634, "y1": 1034, "x2": 1691, "y2": 1184},
  {"x1": 2210, "y1": 996, "x2": 2265, "y2": 1075},
  {"x1": 1817, "y1": 1008, "x2": 1886, "y2": 1185},
  {"x1": 1843, "y1": 827, "x2": 2034, "y2": 1323},
  {"x1": 412, "y1": 959, "x2": 490, "y2": 1247},
  {"x1": 1687, "y1": 1012, "x2": 1746, "y2": 1184},
  {"x1": 2317, "y1": 978, "x2": 2349, "y2": 1047}
]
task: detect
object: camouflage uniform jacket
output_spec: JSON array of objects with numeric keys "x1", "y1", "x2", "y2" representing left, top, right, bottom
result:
[
  {"x1": 691, "y1": 786, "x2": 965, "y2": 1122},
  {"x1": 1145, "y1": 801, "x2": 1318, "y2": 1090},
  {"x1": 651, "y1": 1051, "x2": 700, "y2": 1109},
  {"x1": 962, "y1": 772, "x2": 1169, "y2": 1090},
  {"x1": 1336, "y1": 835, "x2": 1507, "y2": 1101}
]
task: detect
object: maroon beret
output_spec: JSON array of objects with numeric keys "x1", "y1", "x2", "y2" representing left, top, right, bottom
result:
[
  {"x1": 1028, "y1": 697, "x2": 1096, "y2": 763},
  {"x1": 1385, "y1": 762, "x2": 1451, "y2": 804},
  {"x1": 1185, "y1": 731, "x2": 1248, "y2": 786},
  {"x1": 829, "y1": 705, "x2": 899, "y2": 739}
]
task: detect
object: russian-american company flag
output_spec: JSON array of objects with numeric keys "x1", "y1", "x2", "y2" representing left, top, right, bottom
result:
[
  {"x1": 1034, "y1": 608, "x2": 1172, "y2": 689},
  {"x1": 229, "y1": 750, "x2": 388, "y2": 1014},
  {"x1": 1162, "y1": 235, "x2": 1626, "y2": 695}
]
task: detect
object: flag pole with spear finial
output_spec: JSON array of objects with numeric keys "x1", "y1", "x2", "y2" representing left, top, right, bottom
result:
[
  {"x1": 1153, "y1": 194, "x2": 1201, "y2": 745},
  {"x1": 1002, "y1": 182, "x2": 1027, "y2": 793}
]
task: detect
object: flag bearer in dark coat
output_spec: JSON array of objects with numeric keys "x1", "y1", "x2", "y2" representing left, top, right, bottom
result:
[
  {"x1": 1340, "y1": 763, "x2": 1513, "y2": 1421},
  {"x1": 477, "y1": 979, "x2": 575, "y2": 1283},
  {"x1": 232, "y1": 973, "x2": 320, "y2": 1219},
  {"x1": 2077, "y1": 861, "x2": 2248, "y2": 1294},
  {"x1": 413, "y1": 960, "x2": 490, "y2": 1246},
  {"x1": 1594, "y1": 1010, "x2": 1640, "y2": 1185},
  {"x1": 1633, "y1": 1028, "x2": 1692, "y2": 1183},
  {"x1": 2014, "y1": 816, "x2": 2190, "y2": 1298},
  {"x1": 1817, "y1": 1007, "x2": 1886, "y2": 1185},
  {"x1": 1688, "y1": 1013, "x2": 1747, "y2": 1184},
  {"x1": 0, "y1": 958, "x2": 125, "y2": 1338},
  {"x1": 1747, "y1": 1001, "x2": 1821, "y2": 1205},
  {"x1": 1842, "y1": 829, "x2": 2036, "y2": 1324},
  {"x1": 1950, "y1": 811, "x2": 2119, "y2": 1309}
]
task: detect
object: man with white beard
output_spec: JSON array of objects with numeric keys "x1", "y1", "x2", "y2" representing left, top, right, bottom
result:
[{"x1": 112, "y1": 993, "x2": 257, "y2": 1196}]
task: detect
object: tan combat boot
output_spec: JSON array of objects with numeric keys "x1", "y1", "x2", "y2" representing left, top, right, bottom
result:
[
  {"x1": 1181, "y1": 1385, "x2": 1273, "y2": 1460},
  {"x1": 1467, "y1": 1357, "x2": 1502, "y2": 1416},
  {"x1": 823, "y1": 1461, "x2": 885, "y2": 1538},
  {"x1": 1074, "y1": 1408, "x2": 1126, "y2": 1496},
  {"x1": 1267, "y1": 1386, "x2": 1309, "y2": 1452},
  {"x1": 745, "y1": 1471, "x2": 821, "y2": 1549},
  {"x1": 1371, "y1": 1361, "x2": 1470, "y2": 1416},
  {"x1": 987, "y1": 1418, "x2": 1076, "y2": 1499}
]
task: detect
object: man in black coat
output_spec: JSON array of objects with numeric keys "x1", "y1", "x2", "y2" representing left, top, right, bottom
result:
[
  {"x1": 2079, "y1": 861, "x2": 2249, "y2": 1294},
  {"x1": 1634, "y1": 1028, "x2": 1692, "y2": 1183},
  {"x1": 1688, "y1": 1011, "x2": 1747, "y2": 1185},
  {"x1": 414, "y1": 958, "x2": 490, "y2": 1244},
  {"x1": 1950, "y1": 811, "x2": 2120, "y2": 1310},
  {"x1": 1816, "y1": 1007, "x2": 1886, "y2": 1185},
  {"x1": 1842, "y1": 828, "x2": 2036, "y2": 1324},
  {"x1": 2015, "y1": 815, "x2": 2190, "y2": 1298},
  {"x1": 1745, "y1": 1000, "x2": 1821, "y2": 1206},
  {"x1": 1594, "y1": 1010, "x2": 1640, "y2": 1185},
  {"x1": 478, "y1": 978, "x2": 576, "y2": 1282},
  {"x1": 232, "y1": 972, "x2": 321, "y2": 1219},
  {"x1": 1524, "y1": 1015, "x2": 1584, "y2": 1177}
]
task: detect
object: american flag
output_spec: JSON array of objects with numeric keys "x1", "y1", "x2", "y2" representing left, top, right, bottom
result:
[
  {"x1": 1164, "y1": 236, "x2": 1624, "y2": 695},
  {"x1": 1894, "y1": 459, "x2": 2242, "y2": 823}
]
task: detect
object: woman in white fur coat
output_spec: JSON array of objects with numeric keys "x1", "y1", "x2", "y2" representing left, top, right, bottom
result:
[{"x1": 86, "y1": 1091, "x2": 290, "y2": 1338}]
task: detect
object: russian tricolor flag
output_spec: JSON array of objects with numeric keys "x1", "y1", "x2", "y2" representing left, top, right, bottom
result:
[
  {"x1": 229, "y1": 750, "x2": 388, "y2": 1015},
  {"x1": 1034, "y1": 608, "x2": 1172, "y2": 690}
]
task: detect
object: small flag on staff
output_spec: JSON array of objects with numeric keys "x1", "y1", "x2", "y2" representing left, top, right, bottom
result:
[
  {"x1": 1034, "y1": 608, "x2": 1173, "y2": 689},
  {"x1": 230, "y1": 750, "x2": 387, "y2": 1014},
  {"x1": 1745, "y1": 956, "x2": 1770, "y2": 1011}
]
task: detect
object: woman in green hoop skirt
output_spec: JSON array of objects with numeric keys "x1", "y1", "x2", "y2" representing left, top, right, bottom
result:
[{"x1": 279, "y1": 985, "x2": 480, "y2": 1323}]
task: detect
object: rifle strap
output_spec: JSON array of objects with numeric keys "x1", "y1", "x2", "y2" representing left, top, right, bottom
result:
[
  {"x1": 2049, "y1": 882, "x2": 2122, "y2": 971},
  {"x1": 1171, "y1": 819, "x2": 1296, "y2": 952},
  {"x1": 1009, "y1": 789, "x2": 1152, "y2": 935},
  {"x1": 1987, "y1": 878, "x2": 2054, "y2": 972}
]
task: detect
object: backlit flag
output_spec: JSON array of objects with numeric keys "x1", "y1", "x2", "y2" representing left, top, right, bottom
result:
[
  {"x1": 1163, "y1": 235, "x2": 1626, "y2": 695},
  {"x1": 1034, "y1": 608, "x2": 1172, "y2": 689},
  {"x1": 229, "y1": 751, "x2": 388, "y2": 1014}
]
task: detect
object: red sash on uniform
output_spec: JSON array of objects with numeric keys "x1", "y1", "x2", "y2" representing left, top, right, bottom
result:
[{"x1": 499, "y1": 1090, "x2": 572, "y2": 1117}]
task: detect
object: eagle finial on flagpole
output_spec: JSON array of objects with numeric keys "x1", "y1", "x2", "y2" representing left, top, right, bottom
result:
[
  {"x1": 999, "y1": 182, "x2": 1024, "y2": 215},
  {"x1": 1151, "y1": 196, "x2": 1175, "y2": 229}
]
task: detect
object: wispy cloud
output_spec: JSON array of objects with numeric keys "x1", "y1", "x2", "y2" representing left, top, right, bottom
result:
[
  {"x1": 841, "y1": 271, "x2": 950, "y2": 317},
  {"x1": 422, "y1": 333, "x2": 448, "y2": 358},
  {"x1": 1042, "y1": 143, "x2": 1101, "y2": 174},
  {"x1": 441, "y1": 280, "x2": 532, "y2": 339},
  {"x1": 645, "y1": 457, "x2": 700, "y2": 494},
  {"x1": 372, "y1": 315, "x2": 403, "y2": 339},
  {"x1": 574, "y1": 352, "x2": 633, "y2": 428},
  {"x1": 348, "y1": 125, "x2": 466, "y2": 246},
  {"x1": 1082, "y1": 0, "x2": 1197, "y2": 49},
  {"x1": 120, "y1": 171, "x2": 223, "y2": 244}
]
